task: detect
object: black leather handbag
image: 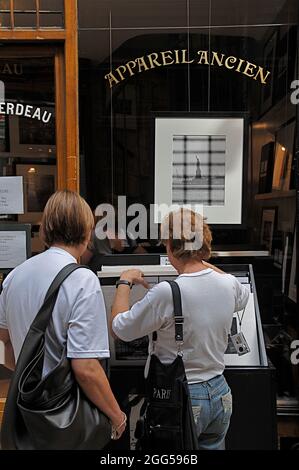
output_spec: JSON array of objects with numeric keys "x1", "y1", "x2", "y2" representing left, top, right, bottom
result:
[
  {"x1": 1, "y1": 263, "x2": 111, "y2": 450},
  {"x1": 135, "y1": 280, "x2": 199, "y2": 451}
]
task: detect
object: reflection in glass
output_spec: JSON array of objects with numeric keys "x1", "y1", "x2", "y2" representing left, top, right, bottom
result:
[
  {"x1": 14, "y1": 0, "x2": 36, "y2": 10},
  {"x1": 14, "y1": 12, "x2": 36, "y2": 27},
  {"x1": 39, "y1": 12, "x2": 63, "y2": 28},
  {"x1": 0, "y1": 12, "x2": 11, "y2": 28},
  {"x1": 39, "y1": 0, "x2": 64, "y2": 12}
]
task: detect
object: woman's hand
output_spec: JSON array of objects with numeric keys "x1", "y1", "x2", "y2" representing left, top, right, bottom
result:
[
  {"x1": 120, "y1": 269, "x2": 149, "y2": 289},
  {"x1": 111, "y1": 411, "x2": 127, "y2": 440}
]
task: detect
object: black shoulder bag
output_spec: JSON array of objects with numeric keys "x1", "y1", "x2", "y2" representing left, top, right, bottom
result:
[
  {"x1": 135, "y1": 280, "x2": 199, "y2": 450},
  {"x1": 1, "y1": 263, "x2": 111, "y2": 450}
]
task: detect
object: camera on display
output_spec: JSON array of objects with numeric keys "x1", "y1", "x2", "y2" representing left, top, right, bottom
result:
[{"x1": 230, "y1": 332, "x2": 251, "y2": 356}]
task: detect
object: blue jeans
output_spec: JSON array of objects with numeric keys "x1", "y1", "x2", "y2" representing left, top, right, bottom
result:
[{"x1": 188, "y1": 374, "x2": 232, "y2": 450}]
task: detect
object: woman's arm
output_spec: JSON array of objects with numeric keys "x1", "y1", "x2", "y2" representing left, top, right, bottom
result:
[{"x1": 111, "y1": 269, "x2": 149, "y2": 331}]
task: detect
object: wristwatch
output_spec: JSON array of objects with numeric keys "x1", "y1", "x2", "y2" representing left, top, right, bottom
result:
[{"x1": 115, "y1": 279, "x2": 133, "y2": 289}]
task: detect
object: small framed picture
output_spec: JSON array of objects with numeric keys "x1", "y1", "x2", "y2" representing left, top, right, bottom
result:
[
  {"x1": 288, "y1": 231, "x2": 297, "y2": 303},
  {"x1": 260, "y1": 207, "x2": 277, "y2": 253},
  {"x1": 258, "y1": 141, "x2": 275, "y2": 194},
  {"x1": 16, "y1": 164, "x2": 57, "y2": 224},
  {"x1": 272, "y1": 120, "x2": 295, "y2": 192},
  {"x1": 9, "y1": 109, "x2": 56, "y2": 158}
]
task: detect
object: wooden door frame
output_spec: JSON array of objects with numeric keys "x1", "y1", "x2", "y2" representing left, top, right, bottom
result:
[{"x1": 0, "y1": 0, "x2": 79, "y2": 191}]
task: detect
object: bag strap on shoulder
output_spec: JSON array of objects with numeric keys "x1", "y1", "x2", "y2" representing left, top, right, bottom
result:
[
  {"x1": 166, "y1": 280, "x2": 184, "y2": 344},
  {"x1": 31, "y1": 263, "x2": 87, "y2": 333},
  {"x1": 152, "y1": 280, "x2": 184, "y2": 351}
]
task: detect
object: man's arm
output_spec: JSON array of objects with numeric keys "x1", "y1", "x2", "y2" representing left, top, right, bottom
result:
[
  {"x1": 71, "y1": 358, "x2": 126, "y2": 439},
  {"x1": 0, "y1": 328, "x2": 15, "y2": 371}
]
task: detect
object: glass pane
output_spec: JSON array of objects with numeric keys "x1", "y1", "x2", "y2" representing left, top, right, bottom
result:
[
  {"x1": 207, "y1": 26, "x2": 266, "y2": 113},
  {"x1": 207, "y1": 0, "x2": 299, "y2": 26},
  {"x1": 189, "y1": 30, "x2": 209, "y2": 111},
  {"x1": 0, "y1": 12, "x2": 10, "y2": 27},
  {"x1": 79, "y1": 28, "x2": 189, "y2": 210},
  {"x1": 0, "y1": 54, "x2": 57, "y2": 238},
  {"x1": 78, "y1": 30, "x2": 111, "y2": 208},
  {"x1": 14, "y1": 12, "x2": 37, "y2": 27},
  {"x1": 78, "y1": 0, "x2": 189, "y2": 29},
  {"x1": 39, "y1": 0, "x2": 64, "y2": 12},
  {"x1": 0, "y1": 115, "x2": 9, "y2": 152},
  {"x1": 78, "y1": 0, "x2": 110, "y2": 28},
  {"x1": 0, "y1": 0, "x2": 10, "y2": 10},
  {"x1": 39, "y1": 12, "x2": 63, "y2": 28},
  {"x1": 14, "y1": 0, "x2": 36, "y2": 10},
  {"x1": 110, "y1": 0, "x2": 188, "y2": 28}
]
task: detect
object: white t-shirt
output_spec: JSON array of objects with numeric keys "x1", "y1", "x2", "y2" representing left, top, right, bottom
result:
[
  {"x1": 112, "y1": 269, "x2": 249, "y2": 383},
  {"x1": 0, "y1": 247, "x2": 110, "y2": 376}
]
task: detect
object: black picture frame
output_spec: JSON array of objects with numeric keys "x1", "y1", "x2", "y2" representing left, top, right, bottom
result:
[
  {"x1": 258, "y1": 141, "x2": 275, "y2": 194},
  {"x1": 260, "y1": 207, "x2": 278, "y2": 254},
  {"x1": 288, "y1": 230, "x2": 297, "y2": 304},
  {"x1": 272, "y1": 119, "x2": 296, "y2": 192},
  {"x1": 0, "y1": 223, "x2": 31, "y2": 274},
  {"x1": 15, "y1": 163, "x2": 57, "y2": 224}
]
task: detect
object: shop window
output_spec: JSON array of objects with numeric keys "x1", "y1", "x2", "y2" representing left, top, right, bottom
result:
[
  {"x1": 0, "y1": 55, "x2": 57, "y2": 253},
  {"x1": 78, "y1": 0, "x2": 299, "y2": 448},
  {"x1": 0, "y1": 0, "x2": 64, "y2": 29},
  {"x1": 39, "y1": 0, "x2": 64, "y2": 28},
  {"x1": 0, "y1": 0, "x2": 11, "y2": 28}
]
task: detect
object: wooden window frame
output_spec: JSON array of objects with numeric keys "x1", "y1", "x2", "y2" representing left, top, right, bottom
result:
[{"x1": 0, "y1": 0, "x2": 79, "y2": 191}]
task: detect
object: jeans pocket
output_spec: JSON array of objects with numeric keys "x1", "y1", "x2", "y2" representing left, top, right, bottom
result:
[
  {"x1": 192, "y1": 404, "x2": 202, "y2": 425},
  {"x1": 221, "y1": 391, "x2": 233, "y2": 425}
]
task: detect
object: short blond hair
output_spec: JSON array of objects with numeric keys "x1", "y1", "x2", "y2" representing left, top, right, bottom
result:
[
  {"x1": 161, "y1": 208, "x2": 212, "y2": 261},
  {"x1": 41, "y1": 190, "x2": 94, "y2": 247}
]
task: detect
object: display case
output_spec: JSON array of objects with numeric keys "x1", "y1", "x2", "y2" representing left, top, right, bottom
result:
[
  {"x1": 98, "y1": 257, "x2": 277, "y2": 450},
  {"x1": 98, "y1": 263, "x2": 267, "y2": 368}
]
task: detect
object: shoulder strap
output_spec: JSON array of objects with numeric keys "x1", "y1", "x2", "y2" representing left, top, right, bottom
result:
[
  {"x1": 30, "y1": 263, "x2": 86, "y2": 333},
  {"x1": 152, "y1": 280, "x2": 184, "y2": 346},
  {"x1": 166, "y1": 280, "x2": 184, "y2": 343}
]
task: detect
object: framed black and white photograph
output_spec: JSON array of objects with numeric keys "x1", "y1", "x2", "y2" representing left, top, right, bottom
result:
[
  {"x1": 260, "y1": 31, "x2": 277, "y2": 115},
  {"x1": 154, "y1": 116, "x2": 245, "y2": 225},
  {"x1": 260, "y1": 207, "x2": 277, "y2": 253}
]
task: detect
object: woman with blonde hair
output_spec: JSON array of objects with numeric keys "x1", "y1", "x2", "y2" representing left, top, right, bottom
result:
[
  {"x1": 0, "y1": 190, "x2": 126, "y2": 446},
  {"x1": 111, "y1": 208, "x2": 249, "y2": 450}
]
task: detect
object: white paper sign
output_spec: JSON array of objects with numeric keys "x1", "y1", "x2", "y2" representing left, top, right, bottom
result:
[
  {"x1": 0, "y1": 231, "x2": 27, "y2": 269},
  {"x1": 160, "y1": 256, "x2": 171, "y2": 266},
  {"x1": 0, "y1": 176, "x2": 24, "y2": 214}
]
